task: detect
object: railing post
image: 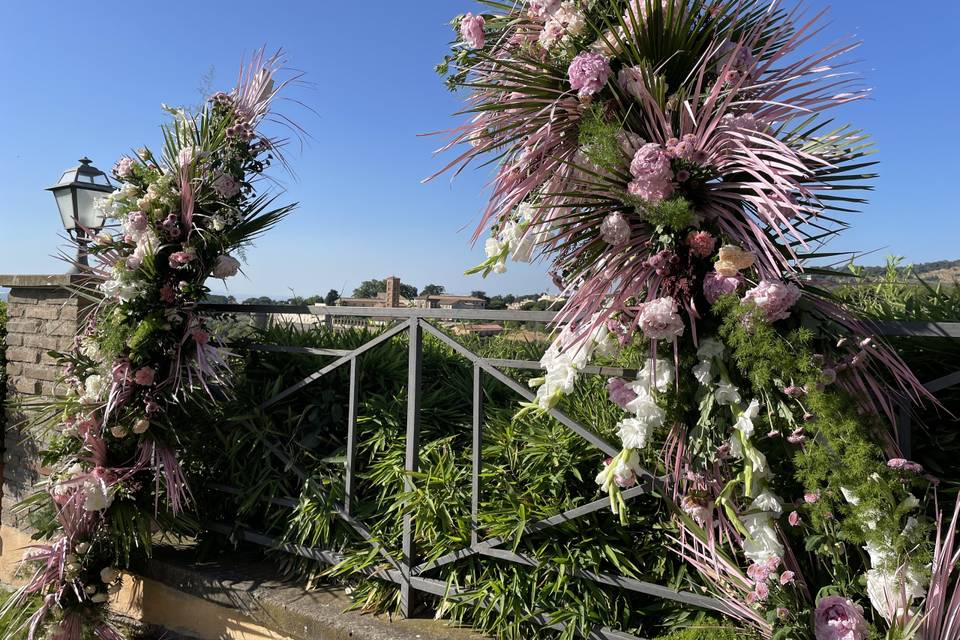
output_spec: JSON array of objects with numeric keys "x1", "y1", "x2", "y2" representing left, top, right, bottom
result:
[
  {"x1": 401, "y1": 318, "x2": 422, "y2": 617},
  {"x1": 344, "y1": 357, "x2": 359, "y2": 516},
  {"x1": 471, "y1": 363, "x2": 483, "y2": 547}
]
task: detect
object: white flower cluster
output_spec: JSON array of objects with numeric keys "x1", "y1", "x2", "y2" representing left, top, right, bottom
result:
[
  {"x1": 530, "y1": 318, "x2": 619, "y2": 410},
  {"x1": 841, "y1": 488, "x2": 927, "y2": 622},
  {"x1": 535, "y1": 1, "x2": 587, "y2": 51},
  {"x1": 741, "y1": 490, "x2": 785, "y2": 565},
  {"x1": 616, "y1": 357, "x2": 672, "y2": 450},
  {"x1": 484, "y1": 203, "x2": 551, "y2": 274}
]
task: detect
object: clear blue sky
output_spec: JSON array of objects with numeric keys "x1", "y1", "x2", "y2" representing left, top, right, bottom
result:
[{"x1": 1, "y1": 2, "x2": 958, "y2": 299}]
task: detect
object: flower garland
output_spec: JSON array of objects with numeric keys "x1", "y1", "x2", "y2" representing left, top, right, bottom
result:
[
  {"x1": 2, "y1": 50, "x2": 300, "y2": 639},
  {"x1": 436, "y1": 2, "x2": 954, "y2": 638}
]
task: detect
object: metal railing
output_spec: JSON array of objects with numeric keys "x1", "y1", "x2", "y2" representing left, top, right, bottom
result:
[{"x1": 195, "y1": 302, "x2": 960, "y2": 639}]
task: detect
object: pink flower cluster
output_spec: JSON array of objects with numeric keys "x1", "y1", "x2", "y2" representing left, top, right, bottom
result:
[
  {"x1": 743, "y1": 280, "x2": 801, "y2": 322},
  {"x1": 745, "y1": 556, "x2": 792, "y2": 603},
  {"x1": 638, "y1": 296, "x2": 684, "y2": 340},
  {"x1": 887, "y1": 458, "x2": 924, "y2": 474},
  {"x1": 213, "y1": 174, "x2": 241, "y2": 199},
  {"x1": 568, "y1": 51, "x2": 610, "y2": 97},
  {"x1": 686, "y1": 230, "x2": 716, "y2": 258},
  {"x1": 703, "y1": 272, "x2": 742, "y2": 303},
  {"x1": 814, "y1": 596, "x2": 868, "y2": 640},
  {"x1": 628, "y1": 143, "x2": 674, "y2": 204},
  {"x1": 460, "y1": 13, "x2": 486, "y2": 49}
]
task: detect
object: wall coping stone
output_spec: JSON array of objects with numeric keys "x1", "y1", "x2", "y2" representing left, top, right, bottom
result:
[{"x1": 0, "y1": 274, "x2": 86, "y2": 288}]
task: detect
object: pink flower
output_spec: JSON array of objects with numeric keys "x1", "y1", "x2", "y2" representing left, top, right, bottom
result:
[
  {"x1": 686, "y1": 231, "x2": 716, "y2": 258},
  {"x1": 647, "y1": 250, "x2": 678, "y2": 276},
  {"x1": 814, "y1": 596, "x2": 868, "y2": 640},
  {"x1": 680, "y1": 494, "x2": 711, "y2": 525},
  {"x1": 747, "y1": 562, "x2": 770, "y2": 583},
  {"x1": 191, "y1": 328, "x2": 210, "y2": 345},
  {"x1": 607, "y1": 378, "x2": 638, "y2": 410},
  {"x1": 212, "y1": 254, "x2": 241, "y2": 279},
  {"x1": 788, "y1": 511, "x2": 802, "y2": 526},
  {"x1": 168, "y1": 249, "x2": 196, "y2": 268},
  {"x1": 113, "y1": 157, "x2": 135, "y2": 179},
  {"x1": 528, "y1": 0, "x2": 561, "y2": 18},
  {"x1": 460, "y1": 13, "x2": 486, "y2": 49},
  {"x1": 212, "y1": 174, "x2": 242, "y2": 199},
  {"x1": 126, "y1": 256, "x2": 143, "y2": 270},
  {"x1": 600, "y1": 211, "x2": 631, "y2": 245},
  {"x1": 133, "y1": 367, "x2": 156, "y2": 386},
  {"x1": 703, "y1": 272, "x2": 743, "y2": 304},
  {"x1": 159, "y1": 285, "x2": 175, "y2": 304},
  {"x1": 804, "y1": 491, "x2": 820, "y2": 504},
  {"x1": 111, "y1": 361, "x2": 132, "y2": 384},
  {"x1": 887, "y1": 458, "x2": 924, "y2": 473},
  {"x1": 617, "y1": 66, "x2": 645, "y2": 102},
  {"x1": 780, "y1": 571, "x2": 795, "y2": 586},
  {"x1": 627, "y1": 143, "x2": 674, "y2": 204},
  {"x1": 742, "y1": 280, "x2": 802, "y2": 322},
  {"x1": 638, "y1": 296, "x2": 684, "y2": 340},
  {"x1": 753, "y1": 581, "x2": 770, "y2": 601},
  {"x1": 784, "y1": 385, "x2": 806, "y2": 398},
  {"x1": 568, "y1": 51, "x2": 611, "y2": 97}
]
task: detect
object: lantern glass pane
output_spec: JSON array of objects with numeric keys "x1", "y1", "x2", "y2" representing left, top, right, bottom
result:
[
  {"x1": 75, "y1": 187, "x2": 107, "y2": 229},
  {"x1": 54, "y1": 188, "x2": 76, "y2": 231}
]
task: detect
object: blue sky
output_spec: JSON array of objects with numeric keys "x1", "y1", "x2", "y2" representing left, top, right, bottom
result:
[{"x1": 1, "y1": 1, "x2": 957, "y2": 299}]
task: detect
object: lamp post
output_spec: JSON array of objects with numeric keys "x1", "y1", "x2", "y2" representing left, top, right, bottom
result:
[{"x1": 47, "y1": 157, "x2": 114, "y2": 273}]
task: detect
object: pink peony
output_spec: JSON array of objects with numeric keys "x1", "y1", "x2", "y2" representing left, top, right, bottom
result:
[
  {"x1": 887, "y1": 458, "x2": 924, "y2": 474},
  {"x1": 743, "y1": 280, "x2": 802, "y2": 322},
  {"x1": 600, "y1": 211, "x2": 631, "y2": 245},
  {"x1": 113, "y1": 157, "x2": 135, "y2": 179},
  {"x1": 804, "y1": 491, "x2": 820, "y2": 504},
  {"x1": 703, "y1": 272, "x2": 743, "y2": 304},
  {"x1": 607, "y1": 378, "x2": 638, "y2": 410},
  {"x1": 686, "y1": 230, "x2": 716, "y2": 258},
  {"x1": 212, "y1": 174, "x2": 242, "y2": 199},
  {"x1": 647, "y1": 249, "x2": 678, "y2": 276},
  {"x1": 814, "y1": 596, "x2": 868, "y2": 640},
  {"x1": 568, "y1": 51, "x2": 611, "y2": 97},
  {"x1": 638, "y1": 296, "x2": 684, "y2": 340},
  {"x1": 134, "y1": 367, "x2": 156, "y2": 386},
  {"x1": 212, "y1": 254, "x2": 241, "y2": 279},
  {"x1": 460, "y1": 13, "x2": 486, "y2": 49},
  {"x1": 628, "y1": 143, "x2": 674, "y2": 204},
  {"x1": 528, "y1": 0, "x2": 561, "y2": 18}
]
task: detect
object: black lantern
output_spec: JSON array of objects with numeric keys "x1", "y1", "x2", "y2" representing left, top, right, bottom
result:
[{"x1": 47, "y1": 157, "x2": 114, "y2": 271}]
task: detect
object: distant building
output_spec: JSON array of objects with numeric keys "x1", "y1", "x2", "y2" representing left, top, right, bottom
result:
[
  {"x1": 333, "y1": 276, "x2": 411, "y2": 327},
  {"x1": 414, "y1": 294, "x2": 486, "y2": 310},
  {"x1": 453, "y1": 323, "x2": 503, "y2": 337}
]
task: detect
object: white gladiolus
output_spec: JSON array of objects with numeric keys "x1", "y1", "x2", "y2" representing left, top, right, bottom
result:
[{"x1": 714, "y1": 381, "x2": 742, "y2": 406}]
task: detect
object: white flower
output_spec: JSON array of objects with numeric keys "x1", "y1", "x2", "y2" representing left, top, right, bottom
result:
[
  {"x1": 80, "y1": 338, "x2": 102, "y2": 362},
  {"x1": 83, "y1": 480, "x2": 113, "y2": 512},
  {"x1": 638, "y1": 297, "x2": 685, "y2": 341},
  {"x1": 714, "y1": 381, "x2": 741, "y2": 406},
  {"x1": 100, "y1": 567, "x2": 121, "y2": 584},
  {"x1": 693, "y1": 361, "x2": 713, "y2": 385},
  {"x1": 741, "y1": 518, "x2": 784, "y2": 565},
  {"x1": 734, "y1": 399, "x2": 760, "y2": 439},
  {"x1": 617, "y1": 416, "x2": 654, "y2": 450},
  {"x1": 697, "y1": 338, "x2": 725, "y2": 361},
  {"x1": 81, "y1": 375, "x2": 106, "y2": 404},
  {"x1": 866, "y1": 566, "x2": 926, "y2": 623},
  {"x1": 750, "y1": 490, "x2": 783, "y2": 516},
  {"x1": 635, "y1": 358, "x2": 674, "y2": 392}
]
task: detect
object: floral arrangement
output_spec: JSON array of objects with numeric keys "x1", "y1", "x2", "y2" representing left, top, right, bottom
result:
[
  {"x1": 1, "y1": 50, "x2": 299, "y2": 639},
  {"x1": 436, "y1": 2, "x2": 959, "y2": 638}
]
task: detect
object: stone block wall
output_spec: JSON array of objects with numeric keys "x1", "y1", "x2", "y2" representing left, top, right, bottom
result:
[{"x1": 0, "y1": 274, "x2": 86, "y2": 530}]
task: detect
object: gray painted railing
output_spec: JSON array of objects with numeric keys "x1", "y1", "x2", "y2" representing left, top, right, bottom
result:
[{"x1": 196, "y1": 302, "x2": 959, "y2": 639}]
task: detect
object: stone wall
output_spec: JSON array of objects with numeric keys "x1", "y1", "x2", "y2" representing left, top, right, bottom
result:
[{"x1": 0, "y1": 274, "x2": 86, "y2": 530}]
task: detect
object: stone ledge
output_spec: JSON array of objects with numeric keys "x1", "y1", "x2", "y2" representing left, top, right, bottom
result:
[
  {"x1": 139, "y1": 546, "x2": 487, "y2": 640},
  {"x1": 0, "y1": 274, "x2": 86, "y2": 288}
]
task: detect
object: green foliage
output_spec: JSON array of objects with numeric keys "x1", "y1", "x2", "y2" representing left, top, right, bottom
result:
[
  {"x1": 182, "y1": 322, "x2": 710, "y2": 639},
  {"x1": 579, "y1": 105, "x2": 628, "y2": 174},
  {"x1": 654, "y1": 623, "x2": 752, "y2": 640},
  {"x1": 352, "y1": 279, "x2": 418, "y2": 299}
]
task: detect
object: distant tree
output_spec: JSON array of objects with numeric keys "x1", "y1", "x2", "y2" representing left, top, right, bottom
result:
[
  {"x1": 324, "y1": 289, "x2": 340, "y2": 305},
  {"x1": 400, "y1": 284, "x2": 418, "y2": 299},
  {"x1": 470, "y1": 290, "x2": 489, "y2": 302},
  {"x1": 353, "y1": 279, "x2": 387, "y2": 299},
  {"x1": 503, "y1": 294, "x2": 516, "y2": 305},
  {"x1": 487, "y1": 295, "x2": 507, "y2": 310},
  {"x1": 243, "y1": 296, "x2": 276, "y2": 305},
  {"x1": 421, "y1": 284, "x2": 445, "y2": 296}
]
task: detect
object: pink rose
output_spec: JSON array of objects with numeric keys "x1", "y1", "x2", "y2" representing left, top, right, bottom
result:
[
  {"x1": 126, "y1": 212, "x2": 148, "y2": 232},
  {"x1": 168, "y1": 249, "x2": 196, "y2": 268},
  {"x1": 804, "y1": 491, "x2": 820, "y2": 504},
  {"x1": 460, "y1": 13, "x2": 486, "y2": 49},
  {"x1": 628, "y1": 143, "x2": 674, "y2": 204},
  {"x1": 134, "y1": 367, "x2": 156, "y2": 386},
  {"x1": 568, "y1": 51, "x2": 611, "y2": 97},
  {"x1": 212, "y1": 254, "x2": 241, "y2": 279},
  {"x1": 159, "y1": 285, "x2": 175, "y2": 304},
  {"x1": 113, "y1": 157, "x2": 135, "y2": 179},
  {"x1": 191, "y1": 328, "x2": 210, "y2": 345},
  {"x1": 788, "y1": 511, "x2": 802, "y2": 527},
  {"x1": 814, "y1": 596, "x2": 868, "y2": 640}
]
